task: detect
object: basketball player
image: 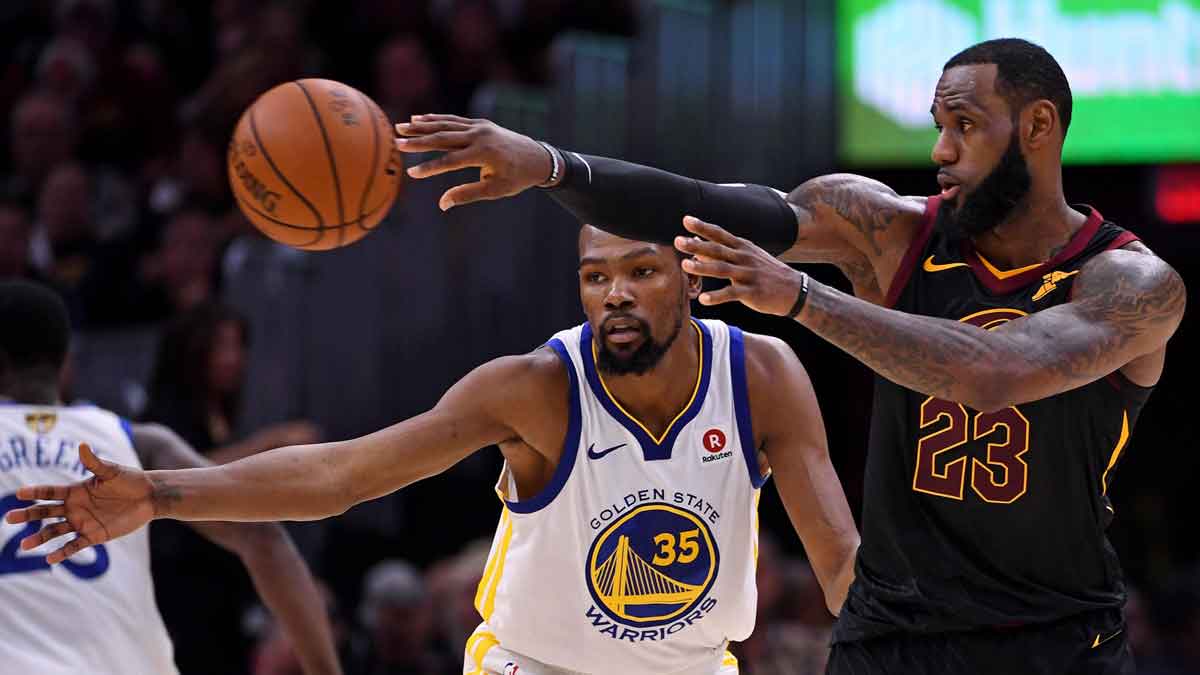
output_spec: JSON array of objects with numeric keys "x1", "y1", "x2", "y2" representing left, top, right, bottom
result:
[
  {"x1": 6, "y1": 228, "x2": 859, "y2": 674},
  {"x1": 0, "y1": 281, "x2": 341, "y2": 675},
  {"x1": 389, "y1": 39, "x2": 1185, "y2": 674}
]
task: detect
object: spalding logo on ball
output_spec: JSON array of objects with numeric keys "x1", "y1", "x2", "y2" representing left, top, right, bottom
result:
[{"x1": 228, "y1": 79, "x2": 401, "y2": 251}]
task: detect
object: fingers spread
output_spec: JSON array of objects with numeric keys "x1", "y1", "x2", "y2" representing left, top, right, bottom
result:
[
  {"x1": 46, "y1": 535, "x2": 92, "y2": 565},
  {"x1": 394, "y1": 120, "x2": 472, "y2": 136},
  {"x1": 411, "y1": 113, "x2": 478, "y2": 124},
  {"x1": 440, "y1": 181, "x2": 508, "y2": 211},
  {"x1": 683, "y1": 216, "x2": 741, "y2": 247},
  {"x1": 393, "y1": 130, "x2": 475, "y2": 154},
  {"x1": 20, "y1": 521, "x2": 75, "y2": 550},
  {"x1": 675, "y1": 236, "x2": 739, "y2": 262},
  {"x1": 681, "y1": 257, "x2": 738, "y2": 280},
  {"x1": 406, "y1": 149, "x2": 481, "y2": 179},
  {"x1": 15, "y1": 485, "x2": 70, "y2": 502},
  {"x1": 79, "y1": 444, "x2": 117, "y2": 481},
  {"x1": 698, "y1": 286, "x2": 740, "y2": 306},
  {"x1": 7, "y1": 504, "x2": 66, "y2": 524}
]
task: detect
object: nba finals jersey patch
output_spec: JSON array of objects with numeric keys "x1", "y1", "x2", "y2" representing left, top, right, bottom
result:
[{"x1": 585, "y1": 494, "x2": 721, "y2": 642}]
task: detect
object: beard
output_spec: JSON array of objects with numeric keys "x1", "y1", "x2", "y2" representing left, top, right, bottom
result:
[
  {"x1": 596, "y1": 312, "x2": 684, "y2": 376},
  {"x1": 937, "y1": 130, "x2": 1032, "y2": 243}
]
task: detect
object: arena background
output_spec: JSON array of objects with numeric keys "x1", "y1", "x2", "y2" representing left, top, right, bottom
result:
[{"x1": 1, "y1": 1, "x2": 1197, "y2": 673}]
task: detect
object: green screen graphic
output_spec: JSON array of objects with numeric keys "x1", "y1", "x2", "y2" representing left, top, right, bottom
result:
[{"x1": 837, "y1": 0, "x2": 1200, "y2": 165}]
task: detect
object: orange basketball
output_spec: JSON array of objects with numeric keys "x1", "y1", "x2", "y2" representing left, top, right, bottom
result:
[{"x1": 227, "y1": 79, "x2": 400, "y2": 250}]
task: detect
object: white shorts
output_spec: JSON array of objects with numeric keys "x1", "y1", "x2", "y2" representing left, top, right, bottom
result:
[{"x1": 463, "y1": 623, "x2": 740, "y2": 675}]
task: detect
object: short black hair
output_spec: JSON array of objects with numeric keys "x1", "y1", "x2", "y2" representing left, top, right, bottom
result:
[
  {"x1": 0, "y1": 280, "x2": 70, "y2": 372},
  {"x1": 944, "y1": 38, "x2": 1073, "y2": 138}
]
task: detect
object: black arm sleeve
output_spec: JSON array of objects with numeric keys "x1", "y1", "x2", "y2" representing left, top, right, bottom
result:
[{"x1": 544, "y1": 150, "x2": 798, "y2": 255}]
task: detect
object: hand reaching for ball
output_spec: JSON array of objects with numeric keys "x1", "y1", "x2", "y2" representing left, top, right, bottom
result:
[{"x1": 394, "y1": 115, "x2": 554, "y2": 211}]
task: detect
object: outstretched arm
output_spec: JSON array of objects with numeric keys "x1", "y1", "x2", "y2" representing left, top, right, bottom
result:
[
  {"x1": 5, "y1": 351, "x2": 565, "y2": 558},
  {"x1": 132, "y1": 424, "x2": 341, "y2": 675},
  {"x1": 393, "y1": 116, "x2": 924, "y2": 296},
  {"x1": 744, "y1": 334, "x2": 858, "y2": 615},
  {"x1": 678, "y1": 219, "x2": 1186, "y2": 411}
]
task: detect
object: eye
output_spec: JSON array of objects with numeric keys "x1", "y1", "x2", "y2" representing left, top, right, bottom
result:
[
  {"x1": 634, "y1": 267, "x2": 655, "y2": 278},
  {"x1": 585, "y1": 272, "x2": 607, "y2": 283},
  {"x1": 959, "y1": 118, "x2": 973, "y2": 132}
]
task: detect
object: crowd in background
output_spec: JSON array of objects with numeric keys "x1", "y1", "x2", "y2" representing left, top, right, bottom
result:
[{"x1": 1, "y1": 1, "x2": 1198, "y2": 674}]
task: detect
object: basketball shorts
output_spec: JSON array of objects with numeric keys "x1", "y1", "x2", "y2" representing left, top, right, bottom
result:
[
  {"x1": 827, "y1": 608, "x2": 1133, "y2": 675},
  {"x1": 463, "y1": 623, "x2": 740, "y2": 675}
]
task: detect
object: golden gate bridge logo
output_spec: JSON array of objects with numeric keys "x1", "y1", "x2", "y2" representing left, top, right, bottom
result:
[{"x1": 586, "y1": 503, "x2": 718, "y2": 626}]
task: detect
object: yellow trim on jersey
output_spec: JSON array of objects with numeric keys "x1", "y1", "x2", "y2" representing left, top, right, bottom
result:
[
  {"x1": 474, "y1": 509, "x2": 514, "y2": 620},
  {"x1": 592, "y1": 321, "x2": 704, "y2": 444},
  {"x1": 722, "y1": 651, "x2": 739, "y2": 667},
  {"x1": 1101, "y1": 411, "x2": 1130, "y2": 495},
  {"x1": 464, "y1": 629, "x2": 500, "y2": 675},
  {"x1": 975, "y1": 252, "x2": 1044, "y2": 279},
  {"x1": 752, "y1": 490, "x2": 762, "y2": 565}
]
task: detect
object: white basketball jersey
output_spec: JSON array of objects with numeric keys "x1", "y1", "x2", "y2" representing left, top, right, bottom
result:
[
  {"x1": 475, "y1": 319, "x2": 766, "y2": 675},
  {"x1": 0, "y1": 404, "x2": 177, "y2": 675}
]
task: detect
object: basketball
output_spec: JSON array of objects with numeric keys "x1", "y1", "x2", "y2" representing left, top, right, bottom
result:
[{"x1": 227, "y1": 79, "x2": 400, "y2": 250}]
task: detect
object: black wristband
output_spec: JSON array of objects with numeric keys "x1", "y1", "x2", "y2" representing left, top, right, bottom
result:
[
  {"x1": 545, "y1": 152, "x2": 797, "y2": 255},
  {"x1": 786, "y1": 272, "x2": 810, "y2": 318}
]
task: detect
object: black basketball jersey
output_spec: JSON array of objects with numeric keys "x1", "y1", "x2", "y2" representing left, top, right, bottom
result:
[{"x1": 833, "y1": 197, "x2": 1154, "y2": 644}]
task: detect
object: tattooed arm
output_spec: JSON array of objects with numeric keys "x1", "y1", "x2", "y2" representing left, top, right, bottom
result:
[{"x1": 677, "y1": 221, "x2": 1186, "y2": 411}]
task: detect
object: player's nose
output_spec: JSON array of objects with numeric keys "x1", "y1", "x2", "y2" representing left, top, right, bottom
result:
[{"x1": 931, "y1": 130, "x2": 958, "y2": 167}]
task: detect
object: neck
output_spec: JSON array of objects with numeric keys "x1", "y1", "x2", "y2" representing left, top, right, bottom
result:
[
  {"x1": 970, "y1": 174, "x2": 1087, "y2": 269},
  {"x1": 0, "y1": 372, "x2": 61, "y2": 406},
  {"x1": 599, "y1": 320, "x2": 700, "y2": 438}
]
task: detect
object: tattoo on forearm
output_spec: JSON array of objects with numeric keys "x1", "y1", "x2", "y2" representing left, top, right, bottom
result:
[
  {"x1": 796, "y1": 248, "x2": 1185, "y2": 404},
  {"x1": 150, "y1": 478, "x2": 183, "y2": 518},
  {"x1": 800, "y1": 282, "x2": 983, "y2": 399},
  {"x1": 792, "y1": 176, "x2": 901, "y2": 257}
]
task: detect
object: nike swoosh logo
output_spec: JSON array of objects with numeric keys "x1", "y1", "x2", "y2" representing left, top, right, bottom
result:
[
  {"x1": 1092, "y1": 628, "x2": 1123, "y2": 649},
  {"x1": 923, "y1": 256, "x2": 970, "y2": 273},
  {"x1": 587, "y1": 443, "x2": 627, "y2": 460}
]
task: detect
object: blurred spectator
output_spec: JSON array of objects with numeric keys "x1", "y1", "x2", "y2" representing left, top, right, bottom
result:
[
  {"x1": 34, "y1": 36, "x2": 95, "y2": 104},
  {"x1": 426, "y1": 539, "x2": 491, "y2": 656},
  {"x1": 435, "y1": 0, "x2": 514, "y2": 112},
  {"x1": 142, "y1": 302, "x2": 323, "y2": 675},
  {"x1": 180, "y1": 1, "x2": 323, "y2": 138},
  {"x1": 143, "y1": 302, "x2": 320, "y2": 459},
  {"x1": 348, "y1": 559, "x2": 456, "y2": 675},
  {"x1": 140, "y1": 208, "x2": 219, "y2": 312},
  {"x1": 251, "y1": 579, "x2": 354, "y2": 675},
  {"x1": 29, "y1": 161, "x2": 96, "y2": 304},
  {"x1": 0, "y1": 201, "x2": 37, "y2": 280},
  {"x1": 147, "y1": 128, "x2": 231, "y2": 216},
  {"x1": 735, "y1": 533, "x2": 833, "y2": 675},
  {"x1": 5, "y1": 92, "x2": 78, "y2": 204},
  {"x1": 374, "y1": 35, "x2": 441, "y2": 122}
]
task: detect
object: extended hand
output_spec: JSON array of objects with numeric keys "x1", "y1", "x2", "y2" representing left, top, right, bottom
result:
[
  {"x1": 3, "y1": 444, "x2": 155, "y2": 564},
  {"x1": 394, "y1": 114, "x2": 553, "y2": 211},
  {"x1": 675, "y1": 216, "x2": 806, "y2": 317}
]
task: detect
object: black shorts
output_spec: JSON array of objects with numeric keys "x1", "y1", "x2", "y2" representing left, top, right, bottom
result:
[{"x1": 827, "y1": 609, "x2": 1134, "y2": 675}]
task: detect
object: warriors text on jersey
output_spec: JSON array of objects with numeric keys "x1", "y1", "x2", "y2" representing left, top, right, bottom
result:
[
  {"x1": 469, "y1": 319, "x2": 764, "y2": 674},
  {"x1": 835, "y1": 197, "x2": 1152, "y2": 643},
  {"x1": 0, "y1": 404, "x2": 177, "y2": 674}
]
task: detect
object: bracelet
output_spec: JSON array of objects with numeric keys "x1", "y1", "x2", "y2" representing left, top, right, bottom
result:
[
  {"x1": 537, "y1": 141, "x2": 560, "y2": 188},
  {"x1": 786, "y1": 272, "x2": 810, "y2": 318}
]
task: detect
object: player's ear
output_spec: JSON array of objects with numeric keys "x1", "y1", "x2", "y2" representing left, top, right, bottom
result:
[{"x1": 1025, "y1": 100, "x2": 1058, "y2": 150}]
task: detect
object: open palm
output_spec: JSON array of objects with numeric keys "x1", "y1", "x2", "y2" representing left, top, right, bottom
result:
[{"x1": 3, "y1": 444, "x2": 155, "y2": 564}]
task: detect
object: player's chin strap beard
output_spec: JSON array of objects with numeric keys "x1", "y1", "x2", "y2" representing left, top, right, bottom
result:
[{"x1": 597, "y1": 315, "x2": 683, "y2": 376}]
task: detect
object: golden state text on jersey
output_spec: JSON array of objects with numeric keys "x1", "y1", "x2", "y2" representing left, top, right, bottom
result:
[{"x1": 470, "y1": 320, "x2": 764, "y2": 675}]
